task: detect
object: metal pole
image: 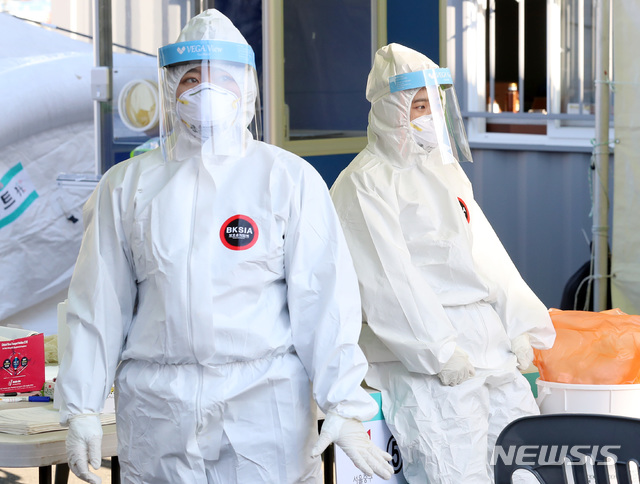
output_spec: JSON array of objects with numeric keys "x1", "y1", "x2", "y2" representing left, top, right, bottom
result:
[
  {"x1": 262, "y1": 0, "x2": 285, "y2": 146},
  {"x1": 518, "y1": 0, "x2": 525, "y2": 112},
  {"x1": 592, "y1": 0, "x2": 610, "y2": 311},
  {"x1": 488, "y1": 0, "x2": 496, "y2": 112},
  {"x1": 93, "y1": 0, "x2": 113, "y2": 176},
  {"x1": 196, "y1": 0, "x2": 216, "y2": 14}
]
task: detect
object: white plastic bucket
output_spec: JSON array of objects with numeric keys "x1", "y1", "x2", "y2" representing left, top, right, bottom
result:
[{"x1": 536, "y1": 379, "x2": 640, "y2": 418}]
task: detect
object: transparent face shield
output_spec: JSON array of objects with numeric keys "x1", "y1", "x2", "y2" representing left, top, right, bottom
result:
[
  {"x1": 158, "y1": 40, "x2": 261, "y2": 160},
  {"x1": 390, "y1": 68, "x2": 472, "y2": 164}
]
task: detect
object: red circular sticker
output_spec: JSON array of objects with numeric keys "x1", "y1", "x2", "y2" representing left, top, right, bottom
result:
[
  {"x1": 458, "y1": 197, "x2": 470, "y2": 223},
  {"x1": 220, "y1": 215, "x2": 259, "y2": 250}
]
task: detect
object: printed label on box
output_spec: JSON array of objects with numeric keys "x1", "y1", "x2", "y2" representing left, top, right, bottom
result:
[{"x1": 0, "y1": 333, "x2": 45, "y2": 393}]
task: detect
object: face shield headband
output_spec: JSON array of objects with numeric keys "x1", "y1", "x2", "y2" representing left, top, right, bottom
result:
[
  {"x1": 390, "y1": 68, "x2": 473, "y2": 164},
  {"x1": 159, "y1": 39, "x2": 256, "y2": 69},
  {"x1": 158, "y1": 40, "x2": 260, "y2": 159}
]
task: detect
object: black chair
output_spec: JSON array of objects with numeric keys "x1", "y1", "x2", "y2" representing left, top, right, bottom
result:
[{"x1": 493, "y1": 413, "x2": 640, "y2": 484}]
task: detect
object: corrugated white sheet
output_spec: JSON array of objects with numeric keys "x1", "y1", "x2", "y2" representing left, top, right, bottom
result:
[
  {"x1": 0, "y1": 13, "x2": 156, "y2": 329},
  {"x1": 611, "y1": 0, "x2": 640, "y2": 313}
]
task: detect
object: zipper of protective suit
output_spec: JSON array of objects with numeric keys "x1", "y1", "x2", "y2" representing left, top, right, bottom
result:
[{"x1": 187, "y1": 166, "x2": 204, "y2": 430}]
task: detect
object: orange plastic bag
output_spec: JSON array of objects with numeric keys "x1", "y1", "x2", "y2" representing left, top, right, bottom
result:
[{"x1": 533, "y1": 308, "x2": 640, "y2": 384}]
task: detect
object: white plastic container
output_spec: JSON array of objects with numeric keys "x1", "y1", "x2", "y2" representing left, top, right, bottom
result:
[
  {"x1": 536, "y1": 379, "x2": 640, "y2": 418},
  {"x1": 117, "y1": 78, "x2": 159, "y2": 134}
]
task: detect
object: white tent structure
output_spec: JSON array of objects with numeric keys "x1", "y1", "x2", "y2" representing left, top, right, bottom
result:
[
  {"x1": 611, "y1": 0, "x2": 640, "y2": 314},
  {"x1": 0, "y1": 13, "x2": 156, "y2": 333}
]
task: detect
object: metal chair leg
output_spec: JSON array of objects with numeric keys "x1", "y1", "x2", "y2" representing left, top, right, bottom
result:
[
  {"x1": 111, "y1": 456, "x2": 120, "y2": 484},
  {"x1": 38, "y1": 466, "x2": 52, "y2": 484},
  {"x1": 53, "y1": 463, "x2": 69, "y2": 484}
]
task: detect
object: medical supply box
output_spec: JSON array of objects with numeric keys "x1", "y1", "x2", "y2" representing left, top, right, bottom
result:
[
  {"x1": 334, "y1": 391, "x2": 408, "y2": 483},
  {"x1": 0, "y1": 326, "x2": 45, "y2": 393}
]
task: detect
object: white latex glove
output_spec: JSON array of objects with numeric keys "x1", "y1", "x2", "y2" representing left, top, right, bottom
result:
[
  {"x1": 511, "y1": 333, "x2": 534, "y2": 371},
  {"x1": 311, "y1": 412, "x2": 393, "y2": 480},
  {"x1": 66, "y1": 414, "x2": 103, "y2": 484},
  {"x1": 437, "y1": 346, "x2": 476, "y2": 386}
]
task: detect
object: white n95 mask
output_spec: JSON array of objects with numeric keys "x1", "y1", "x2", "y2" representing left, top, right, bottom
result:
[
  {"x1": 410, "y1": 114, "x2": 438, "y2": 150},
  {"x1": 177, "y1": 82, "x2": 240, "y2": 136}
]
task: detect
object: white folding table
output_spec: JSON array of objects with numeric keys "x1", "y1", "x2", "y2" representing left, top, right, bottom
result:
[{"x1": 0, "y1": 401, "x2": 119, "y2": 484}]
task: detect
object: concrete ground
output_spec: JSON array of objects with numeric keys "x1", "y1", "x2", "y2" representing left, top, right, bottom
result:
[{"x1": 0, "y1": 459, "x2": 114, "y2": 483}]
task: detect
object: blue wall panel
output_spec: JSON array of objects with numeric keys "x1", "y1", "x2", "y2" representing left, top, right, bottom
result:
[
  {"x1": 463, "y1": 149, "x2": 596, "y2": 308},
  {"x1": 304, "y1": 153, "x2": 358, "y2": 188},
  {"x1": 387, "y1": 0, "x2": 440, "y2": 62}
]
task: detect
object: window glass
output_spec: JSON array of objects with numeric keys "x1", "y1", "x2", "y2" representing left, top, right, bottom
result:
[
  {"x1": 483, "y1": 0, "x2": 547, "y2": 134},
  {"x1": 283, "y1": 0, "x2": 372, "y2": 140},
  {"x1": 560, "y1": 0, "x2": 596, "y2": 118},
  {"x1": 453, "y1": 0, "x2": 612, "y2": 142}
]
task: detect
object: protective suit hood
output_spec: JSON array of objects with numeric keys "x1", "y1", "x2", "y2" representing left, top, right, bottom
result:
[
  {"x1": 366, "y1": 43, "x2": 439, "y2": 167},
  {"x1": 175, "y1": 9, "x2": 247, "y2": 44},
  {"x1": 159, "y1": 9, "x2": 259, "y2": 160}
]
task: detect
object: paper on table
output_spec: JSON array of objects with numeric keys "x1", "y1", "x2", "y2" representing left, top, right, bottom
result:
[{"x1": 0, "y1": 405, "x2": 115, "y2": 435}]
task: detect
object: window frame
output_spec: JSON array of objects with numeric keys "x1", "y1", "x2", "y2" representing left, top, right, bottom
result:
[
  {"x1": 445, "y1": 0, "x2": 612, "y2": 153},
  {"x1": 262, "y1": 0, "x2": 387, "y2": 157}
]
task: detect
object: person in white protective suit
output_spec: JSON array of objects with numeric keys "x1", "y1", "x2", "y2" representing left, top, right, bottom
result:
[
  {"x1": 329, "y1": 43, "x2": 557, "y2": 483},
  {"x1": 55, "y1": 10, "x2": 393, "y2": 484}
]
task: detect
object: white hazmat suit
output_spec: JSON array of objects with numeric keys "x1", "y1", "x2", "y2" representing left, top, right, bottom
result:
[
  {"x1": 330, "y1": 43, "x2": 556, "y2": 483},
  {"x1": 56, "y1": 10, "x2": 392, "y2": 484}
]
